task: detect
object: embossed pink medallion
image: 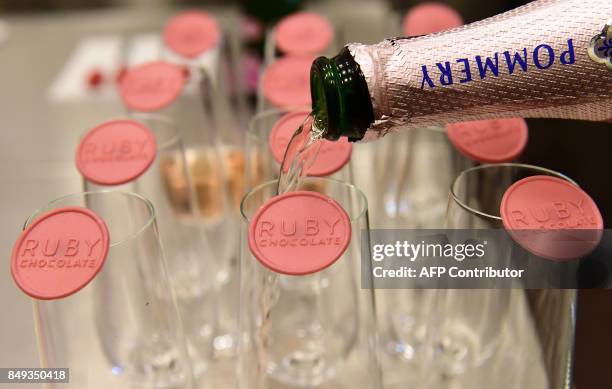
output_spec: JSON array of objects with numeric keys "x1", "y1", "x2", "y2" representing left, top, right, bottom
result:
[
  {"x1": 76, "y1": 120, "x2": 157, "y2": 186},
  {"x1": 446, "y1": 118, "x2": 529, "y2": 163},
  {"x1": 11, "y1": 207, "x2": 110, "y2": 300},
  {"x1": 500, "y1": 175, "x2": 604, "y2": 260},
  {"x1": 248, "y1": 191, "x2": 351, "y2": 275},
  {"x1": 275, "y1": 12, "x2": 333, "y2": 55},
  {"x1": 262, "y1": 56, "x2": 314, "y2": 108},
  {"x1": 119, "y1": 61, "x2": 186, "y2": 112}
]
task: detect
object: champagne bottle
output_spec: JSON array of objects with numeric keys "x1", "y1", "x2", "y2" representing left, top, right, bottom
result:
[{"x1": 310, "y1": 0, "x2": 612, "y2": 141}]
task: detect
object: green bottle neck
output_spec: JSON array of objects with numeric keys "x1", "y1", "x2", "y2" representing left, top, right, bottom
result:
[{"x1": 310, "y1": 47, "x2": 374, "y2": 141}]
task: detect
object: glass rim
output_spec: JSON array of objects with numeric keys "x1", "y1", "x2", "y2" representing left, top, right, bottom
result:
[
  {"x1": 79, "y1": 113, "x2": 181, "y2": 151},
  {"x1": 449, "y1": 163, "x2": 578, "y2": 221},
  {"x1": 240, "y1": 177, "x2": 369, "y2": 223},
  {"x1": 24, "y1": 190, "x2": 157, "y2": 248},
  {"x1": 129, "y1": 112, "x2": 182, "y2": 150}
]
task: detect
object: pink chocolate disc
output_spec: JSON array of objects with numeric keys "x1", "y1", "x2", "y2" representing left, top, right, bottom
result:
[
  {"x1": 403, "y1": 2, "x2": 463, "y2": 36},
  {"x1": 500, "y1": 175, "x2": 604, "y2": 261},
  {"x1": 446, "y1": 118, "x2": 529, "y2": 163},
  {"x1": 76, "y1": 119, "x2": 157, "y2": 186},
  {"x1": 163, "y1": 11, "x2": 221, "y2": 59},
  {"x1": 262, "y1": 56, "x2": 313, "y2": 108},
  {"x1": 275, "y1": 12, "x2": 333, "y2": 55},
  {"x1": 11, "y1": 207, "x2": 110, "y2": 300},
  {"x1": 269, "y1": 111, "x2": 352, "y2": 176},
  {"x1": 248, "y1": 191, "x2": 351, "y2": 275},
  {"x1": 119, "y1": 61, "x2": 186, "y2": 112}
]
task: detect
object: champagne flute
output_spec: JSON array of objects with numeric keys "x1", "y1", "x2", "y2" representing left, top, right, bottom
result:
[{"x1": 238, "y1": 177, "x2": 381, "y2": 389}]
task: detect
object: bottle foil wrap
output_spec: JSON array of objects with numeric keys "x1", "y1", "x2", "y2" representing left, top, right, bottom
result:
[{"x1": 348, "y1": 0, "x2": 612, "y2": 140}]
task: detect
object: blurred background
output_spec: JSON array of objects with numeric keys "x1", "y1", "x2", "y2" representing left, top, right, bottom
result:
[{"x1": 0, "y1": 0, "x2": 609, "y2": 388}]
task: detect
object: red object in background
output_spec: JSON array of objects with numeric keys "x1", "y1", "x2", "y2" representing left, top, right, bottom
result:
[
  {"x1": 86, "y1": 69, "x2": 104, "y2": 90},
  {"x1": 181, "y1": 66, "x2": 190, "y2": 80}
]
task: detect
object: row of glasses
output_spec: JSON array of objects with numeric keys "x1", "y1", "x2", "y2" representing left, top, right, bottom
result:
[
  {"x1": 241, "y1": 98, "x2": 581, "y2": 389},
  {"x1": 367, "y1": 0, "x2": 464, "y2": 230},
  {"x1": 160, "y1": 13, "x2": 249, "y2": 373},
  {"x1": 15, "y1": 10, "x2": 244, "y2": 389},
  {"x1": 23, "y1": 11, "x2": 248, "y2": 389},
  {"x1": 365, "y1": 6, "x2": 571, "y2": 380},
  {"x1": 238, "y1": 177, "x2": 380, "y2": 389},
  {"x1": 77, "y1": 114, "x2": 217, "y2": 379},
  {"x1": 241, "y1": 21, "x2": 375, "y2": 384},
  {"x1": 116, "y1": 11, "x2": 248, "y2": 384},
  {"x1": 244, "y1": 10, "x2": 576, "y2": 382},
  {"x1": 23, "y1": 10, "x2": 358, "y2": 389},
  {"x1": 22, "y1": 162, "x2": 578, "y2": 389},
  {"x1": 18, "y1": 7, "x2": 579, "y2": 389},
  {"x1": 359, "y1": 15, "x2": 468, "y2": 370},
  {"x1": 40, "y1": 10, "x2": 359, "y2": 389},
  {"x1": 367, "y1": 6, "x2": 534, "y2": 381},
  {"x1": 370, "y1": 123, "x2": 475, "y2": 389}
]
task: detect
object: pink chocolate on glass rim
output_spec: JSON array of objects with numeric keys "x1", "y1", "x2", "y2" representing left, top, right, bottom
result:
[
  {"x1": 163, "y1": 10, "x2": 221, "y2": 59},
  {"x1": 402, "y1": 2, "x2": 463, "y2": 36},
  {"x1": 11, "y1": 207, "x2": 110, "y2": 300},
  {"x1": 119, "y1": 61, "x2": 186, "y2": 112},
  {"x1": 248, "y1": 191, "x2": 351, "y2": 275},
  {"x1": 500, "y1": 175, "x2": 604, "y2": 261},
  {"x1": 76, "y1": 119, "x2": 157, "y2": 186},
  {"x1": 446, "y1": 118, "x2": 529, "y2": 163},
  {"x1": 269, "y1": 110, "x2": 352, "y2": 176},
  {"x1": 262, "y1": 56, "x2": 314, "y2": 108},
  {"x1": 275, "y1": 12, "x2": 334, "y2": 55}
]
